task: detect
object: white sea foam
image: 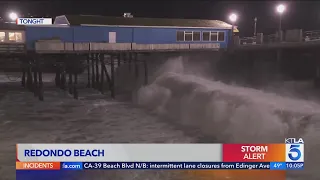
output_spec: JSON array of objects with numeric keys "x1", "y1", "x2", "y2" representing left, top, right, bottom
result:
[{"x1": 136, "y1": 57, "x2": 320, "y2": 179}]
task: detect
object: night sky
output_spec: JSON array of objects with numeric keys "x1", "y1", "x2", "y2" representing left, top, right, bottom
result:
[{"x1": 1, "y1": 1, "x2": 320, "y2": 36}]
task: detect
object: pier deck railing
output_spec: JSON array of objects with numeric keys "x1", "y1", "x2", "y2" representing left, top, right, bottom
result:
[{"x1": 238, "y1": 29, "x2": 320, "y2": 46}]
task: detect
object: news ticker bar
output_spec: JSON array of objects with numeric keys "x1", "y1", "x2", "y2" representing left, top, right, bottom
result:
[
  {"x1": 16, "y1": 162, "x2": 304, "y2": 170},
  {"x1": 16, "y1": 143, "x2": 304, "y2": 162}
]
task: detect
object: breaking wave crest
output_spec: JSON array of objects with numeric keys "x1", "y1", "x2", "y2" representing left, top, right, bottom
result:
[{"x1": 136, "y1": 57, "x2": 320, "y2": 179}]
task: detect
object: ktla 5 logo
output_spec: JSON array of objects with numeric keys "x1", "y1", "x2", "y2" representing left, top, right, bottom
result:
[{"x1": 285, "y1": 144, "x2": 304, "y2": 162}]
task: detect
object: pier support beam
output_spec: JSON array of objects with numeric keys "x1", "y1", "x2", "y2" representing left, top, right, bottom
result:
[
  {"x1": 36, "y1": 57, "x2": 44, "y2": 101},
  {"x1": 68, "y1": 72, "x2": 73, "y2": 94},
  {"x1": 55, "y1": 64, "x2": 61, "y2": 88},
  {"x1": 134, "y1": 53, "x2": 139, "y2": 78},
  {"x1": 26, "y1": 59, "x2": 33, "y2": 92},
  {"x1": 128, "y1": 53, "x2": 132, "y2": 71},
  {"x1": 73, "y1": 72, "x2": 78, "y2": 99},
  {"x1": 60, "y1": 66, "x2": 66, "y2": 90},
  {"x1": 143, "y1": 57, "x2": 148, "y2": 85},
  {"x1": 33, "y1": 59, "x2": 38, "y2": 97},
  {"x1": 86, "y1": 54, "x2": 91, "y2": 88},
  {"x1": 101, "y1": 54, "x2": 111, "y2": 95},
  {"x1": 100, "y1": 54, "x2": 105, "y2": 94},
  {"x1": 110, "y1": 55, "x2": 115, "y2": 98},
  {"x1": 95, "y1": 53, "x2": 100, "y2": 90},
  {"x1": 117, "y1": 54, "x2": 121, "y2": 67},
  {"x1": 21, "y1": 60, "x2": 26, "y2": 87},
  {"x1": 122, "y1": 53, "x2": 127, "y2": 64},
  {"x1": 91, "y1": 54, "x2": 96, "y2": 89}
]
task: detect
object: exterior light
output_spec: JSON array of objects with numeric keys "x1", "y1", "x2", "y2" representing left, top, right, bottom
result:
[
  {"x1": 276, "y1": 4, "x2": 285, "y2": 14},
  {"x1": 229, "y1": 13, "x2": 237, "y2": 23},
  {"x1": 8, "y1": 12, "x2": 18, "y2": 21}
]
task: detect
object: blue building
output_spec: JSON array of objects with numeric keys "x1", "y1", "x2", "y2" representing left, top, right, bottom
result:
[{"x1": 0, "y1": 14, "x2": 239, "y2": 52}]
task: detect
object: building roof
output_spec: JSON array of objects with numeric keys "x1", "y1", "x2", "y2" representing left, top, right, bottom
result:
[
  {"x1": 54, "y1": 15, "x2": 237, "y2": 30},
  {"x1": 0, "y1": 22, "x2": 25, "y2": 30}
]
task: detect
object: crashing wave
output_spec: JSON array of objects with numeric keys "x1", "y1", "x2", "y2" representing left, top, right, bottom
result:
[{"x1": 135, "y1": 57, "x2": 320, "y2": 179}]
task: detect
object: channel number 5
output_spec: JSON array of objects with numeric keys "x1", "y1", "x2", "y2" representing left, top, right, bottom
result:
[{"x1": 288, "y1": 145, "x2": 301, "y2": 161}]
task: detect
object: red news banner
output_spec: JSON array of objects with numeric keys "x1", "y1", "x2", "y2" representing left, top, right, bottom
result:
[{"x1": 223, "y1": 144, "x2": 286, "y2": 162}]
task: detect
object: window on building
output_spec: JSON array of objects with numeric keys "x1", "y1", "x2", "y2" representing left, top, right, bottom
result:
[
  {"x1": 218, "y1": 32, "x2": 225, "y2": 41},
  {"x1": 177, "y1": 31, "x2": 204, "y2": 41},
  {"x1": 0, "y1": 32, "x2": 5, "y2": 42},
  {"x1": 8, "y1": 32, "x2": 23, "y2": 42},
  {"x1": 184, "y1": 32, "x2": 193, "y2": 41},
  {"x1": 202, "y1": 32, "x2": 210, "y2": 41},
  {"x1": 177, "y1": 31, "x2": 184, "y2": 41},
  {"x1": 8, "y1": 32, "x2": 15, "y2": 41},
  {"x1": 193, "y1": 32, "x2": 201, "y2": 41},
  {"x1": 210, "y1": 32, "x2": 218, "y2": 41}
]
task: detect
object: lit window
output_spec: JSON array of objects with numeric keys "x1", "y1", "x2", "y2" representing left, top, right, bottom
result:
[
  {"x1": 9, "y1": 32, "x2": 15, "y2": 41},
  {"x1": 9, "y1": 32, "x2": 23, "y2": 42},
  {"x1": 0, "y1": 32, "x2": 5, "y2": 42}
]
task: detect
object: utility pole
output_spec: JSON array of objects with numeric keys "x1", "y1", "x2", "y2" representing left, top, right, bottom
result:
[{"x1": 254, "y1": 17, "x2": 257, "y2": 37}]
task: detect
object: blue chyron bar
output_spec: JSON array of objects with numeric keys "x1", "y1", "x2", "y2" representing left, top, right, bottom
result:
[
  {"x1": 16, "y1": 170, "x2": 79, "y2": 180},
  {"x1": 286, "y1": 162, "x2": 304, "y2": 170}
]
